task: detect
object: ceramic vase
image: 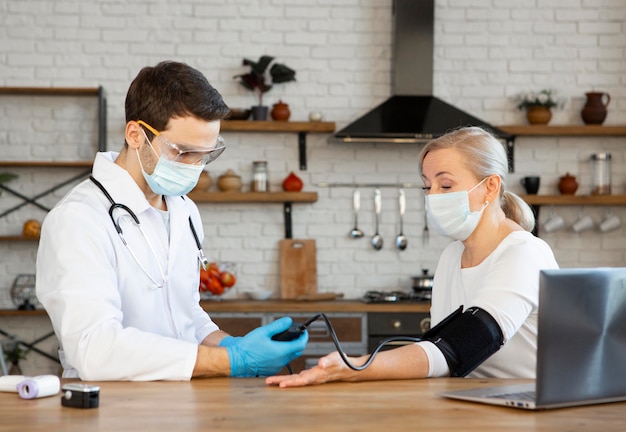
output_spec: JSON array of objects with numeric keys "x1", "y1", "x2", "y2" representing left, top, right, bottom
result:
[
  {"x1": 581, "y1": 92, "x2": 610, "y2": 125},
  {"x1": 271, "y1": 100, "x2": 291, "y2": 121},
  {"x1": 526, "y1": 106, "x2": 552, "y2": 125},
  {"x1": 558, "y1": 173, "x2": 579, "y2": 195}
]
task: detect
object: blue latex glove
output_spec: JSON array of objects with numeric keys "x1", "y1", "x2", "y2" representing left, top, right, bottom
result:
[
  {"x1": 218, "y1": 336, "x2": 241, "y2": 347},
  {"x1": 226, "y1": 317, "x2": 309, "y2": 377}
]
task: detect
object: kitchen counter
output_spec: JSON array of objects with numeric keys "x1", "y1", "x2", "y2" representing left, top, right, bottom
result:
[
  {"x1": 1, "y1": 377, "x2": 624, "y2": 431},
  {"x1": 0, "y1": 300, "x2": 430, "y2": 317},
  {"x1": 200, "y1": 299, "x2": 431, "y2": 313}
]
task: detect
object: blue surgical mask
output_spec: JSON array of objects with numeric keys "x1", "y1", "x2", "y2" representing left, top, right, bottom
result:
[
  {"x1": 137, "y1": 132, "x2": 204, "y2": 196},
  {"x1": 425, "y1": 178, "x2": 489, "y2": 241}
]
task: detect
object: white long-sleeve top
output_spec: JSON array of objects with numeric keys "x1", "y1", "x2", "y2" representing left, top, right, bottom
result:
[
  {"x1": 420, "y1": 231, "x2": 559, "y2": 378},
  {"x1": 36, "y1": 152, "x2": 219, "y2": 381}
]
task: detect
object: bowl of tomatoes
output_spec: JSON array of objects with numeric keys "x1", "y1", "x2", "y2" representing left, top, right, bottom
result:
[{"x1": 199, "y1": 262, "x2": 237, "y2": 300}]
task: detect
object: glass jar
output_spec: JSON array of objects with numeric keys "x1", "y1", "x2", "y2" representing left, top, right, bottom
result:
[
  {"x1": 590, "y1": 152, "x2": 611, "y2": 195},
  {"x1": 251, "y1": 161, "x2": 269, "y2": 192}
]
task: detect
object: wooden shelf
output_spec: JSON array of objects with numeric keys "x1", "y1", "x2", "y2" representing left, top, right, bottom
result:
[
  {"x1": 498, "y1": 125, "x2": 626, "y2": 136},
  {"x1": 0, "y1": 87, "x2": 101, "y2": 96},
  {"x1": 221, "y1": 120, "x2": 335, "y2": 133},
  {"x1": 521, "y1": 194, "x2": 626, "y2": 206},
  {"x1": 0, "y1": 161, "x2": 93, "y2": 168},
  {"x1": 187, "y1": 191, "x2": 318, "y2": 203},
  {"x1": 0, "y1": 235, "x2": 39, "y2": 241},
  {"x1": 220, "y1": 120, "x2": 336, "y2": 170}
]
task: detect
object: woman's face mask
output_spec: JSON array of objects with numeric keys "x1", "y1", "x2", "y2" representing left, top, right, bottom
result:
[
  {"x1": 137, "y1": 130, "x2": 204, "y2": 196},
  {"x1": 425, "y1": 178, "x2": 489, "y2": 241}
]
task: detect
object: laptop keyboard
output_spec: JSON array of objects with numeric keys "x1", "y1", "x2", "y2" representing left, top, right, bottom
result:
[{"x1": 487, "y1": 390, "x2": 536, "y2": 402}]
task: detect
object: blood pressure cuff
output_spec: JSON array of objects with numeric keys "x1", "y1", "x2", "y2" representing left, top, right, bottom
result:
[{"x1": 422, "y1": 306, "x2": 504, "y2": 377}]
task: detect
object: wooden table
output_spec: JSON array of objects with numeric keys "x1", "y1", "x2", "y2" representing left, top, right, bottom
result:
[{"x1": 1, "y1": 378, "x2": 624, "y2": 431}]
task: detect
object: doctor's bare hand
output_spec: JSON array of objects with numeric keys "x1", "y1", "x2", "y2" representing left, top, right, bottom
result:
[{"x1": 226, "y1": 317, "x2": 308, "y2": 377}]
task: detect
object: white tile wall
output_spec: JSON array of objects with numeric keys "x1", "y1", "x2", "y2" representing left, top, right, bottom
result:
[{"x1": 0, "y1": 0, "x2": 625, "y2": 315}]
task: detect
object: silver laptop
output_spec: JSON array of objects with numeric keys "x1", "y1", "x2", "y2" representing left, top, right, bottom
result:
[{"x1": 440, "y1": 267, "x2": 626, "y2": 410}]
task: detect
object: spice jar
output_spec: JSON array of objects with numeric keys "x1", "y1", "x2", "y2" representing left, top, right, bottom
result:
[
  {"x1": 251, "y1": 161, "x2": 269, "y2": 192},
  {"x1": 590, "y1": 152, "x2": 611, "y2": 195}
]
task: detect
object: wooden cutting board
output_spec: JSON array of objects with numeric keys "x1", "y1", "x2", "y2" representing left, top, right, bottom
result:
[{"x1": 279, "y1": 239, "x2": 317, "y2": 299}]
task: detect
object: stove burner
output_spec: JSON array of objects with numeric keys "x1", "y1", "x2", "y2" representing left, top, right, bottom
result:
[{"x1": 362, "y1": 290, "x2": 427, "y2": 303}]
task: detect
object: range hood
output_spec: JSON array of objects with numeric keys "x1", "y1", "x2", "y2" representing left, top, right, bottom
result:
[{"x1": 334, "y1": 0, "x2": 512, "y2": 144}]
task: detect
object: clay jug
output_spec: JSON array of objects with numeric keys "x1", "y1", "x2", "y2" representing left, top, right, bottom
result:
[
  {"x1": 271, "y1": 100, "x2": 291, "y2": 121},
  {"x1": 581, "y1": 92, "x2": 610, "y2": 125},
  {"x1": 558, "y1": 172, "x2": 578, "y2": 195},
  {"x1": 217, "y1": 169, "x2": 242, "y2": 192}
]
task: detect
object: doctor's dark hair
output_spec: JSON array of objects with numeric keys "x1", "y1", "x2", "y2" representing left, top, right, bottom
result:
[
  {"x1": 125, "y1": 61, "x2": 230, "y2": 140},
  {"x1": 419, "y1": 126, "x2": 535, "y2": 232}
]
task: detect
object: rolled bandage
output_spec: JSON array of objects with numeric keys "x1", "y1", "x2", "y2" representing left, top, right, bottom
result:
[{"x1": 16, "y1": 375, "x2": 60, "y2": 399}]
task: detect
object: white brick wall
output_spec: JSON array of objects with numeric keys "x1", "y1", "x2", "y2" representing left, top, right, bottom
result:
[{"x1": 0, "y1": 1, "x2": 625, "y2": 372}]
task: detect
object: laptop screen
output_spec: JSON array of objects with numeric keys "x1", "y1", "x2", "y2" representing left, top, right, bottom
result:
[{"x1": 537, "y1": 267, "x2": 626, "y2": 406}]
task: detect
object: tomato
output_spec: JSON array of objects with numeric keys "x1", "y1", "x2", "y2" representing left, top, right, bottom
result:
[
  {"x1": 220, "y1": 272, "x2": 236, "y2": 288},
  {"x1": 207, "y1": 275, "x2": 224, "y2": 295}
]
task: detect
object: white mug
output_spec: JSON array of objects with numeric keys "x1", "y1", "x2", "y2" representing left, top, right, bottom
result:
[
  {"x1": 599, "y1": 214, "x2": 622, "y2": 233},
  {"x1": 572, "y1": 215, "x2": 594, "y2": 233},
  {"x1": 542, "y1": 214, "x2": 565, "y2": 233}
]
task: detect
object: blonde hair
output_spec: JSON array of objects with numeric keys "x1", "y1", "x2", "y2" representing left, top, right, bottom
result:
[{"x1": 419, "y1": 126, "x2": 535, "y2": 232}]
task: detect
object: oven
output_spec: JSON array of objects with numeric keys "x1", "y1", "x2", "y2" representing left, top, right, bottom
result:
[
  {"x1": 363, "y1": 290, "x2": 431, "y2": 352},
  {"x1": 367, "y1": 311, "x2": 431, "y2": 352}
]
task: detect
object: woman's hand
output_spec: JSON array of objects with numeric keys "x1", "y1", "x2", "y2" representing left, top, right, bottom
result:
[{"x1": 265, "y1": 351, "x2": 357, "y2": 387}]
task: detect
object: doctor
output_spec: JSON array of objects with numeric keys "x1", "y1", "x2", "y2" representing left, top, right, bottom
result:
[{"x1": 36, "y1": 61, "x2": 308, "y2": 381}]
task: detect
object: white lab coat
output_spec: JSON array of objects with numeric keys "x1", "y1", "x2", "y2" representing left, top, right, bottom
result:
[{"x1": 36, "y1": 152, "x2": 219, "y2": 381}]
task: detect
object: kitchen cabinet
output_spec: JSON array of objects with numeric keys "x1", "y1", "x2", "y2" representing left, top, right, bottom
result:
[{"x1": 220, "y1": 120, "x2": 336, "y2": 170}]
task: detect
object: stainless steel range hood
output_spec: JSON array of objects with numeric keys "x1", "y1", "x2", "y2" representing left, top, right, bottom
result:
[{"x1": 334, "y1": 0, "x2": 512, "y2": 144}]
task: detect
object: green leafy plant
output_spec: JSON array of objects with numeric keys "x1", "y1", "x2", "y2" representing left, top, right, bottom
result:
[
  {"x1": 515, "y1": 89, "x2": 563, "y2": 110},
  {"x1": 0, "y1": 172, "x2": 18, "y2": 196},
  {"x1": 233, "y1": 56, "x2": 296, "y2": 107},
  {"x1": 2, "y1": 337, "x2": 27, "y2": 365}
]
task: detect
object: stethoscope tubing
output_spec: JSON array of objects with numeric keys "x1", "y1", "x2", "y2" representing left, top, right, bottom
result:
[{"x1": 89, "y1": 176, "x2": 207, "y2": 288}]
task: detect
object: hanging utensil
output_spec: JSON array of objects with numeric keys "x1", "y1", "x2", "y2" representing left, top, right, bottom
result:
[
  {"x1": 349, "y1": 189, "x2": 364, "y2": 238},
  {"x1": 395, "y1": 189, "x2": 408, "y2": 250},
  {"x1": 371, "y1": 189, "x2": 383, "y2": 250}
]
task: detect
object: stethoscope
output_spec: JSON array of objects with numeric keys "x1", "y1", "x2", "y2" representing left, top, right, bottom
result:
[{"x1": 89, "y1": 176, "x2": 209, "y2": 288}]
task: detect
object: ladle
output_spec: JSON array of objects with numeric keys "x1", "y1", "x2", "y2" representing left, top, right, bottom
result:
[
  {"x1": 349, "y1": 189, "x2": 364, "y2": 238},
  {"x1": 371, "y1": 189, "x2": 383, "y2": 250},
  {"x1": 395, "y1": 189, "x2": 408, "y2": 250}
]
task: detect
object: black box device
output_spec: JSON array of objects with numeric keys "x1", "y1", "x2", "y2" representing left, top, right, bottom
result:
[{"x1": 61, "y1": 383, "x2": 100, "y2": 409}]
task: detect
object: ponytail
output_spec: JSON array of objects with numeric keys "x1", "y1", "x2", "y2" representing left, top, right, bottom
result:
[{"x1": 501, "y1": 191, "x2": 535, "y2": 232}]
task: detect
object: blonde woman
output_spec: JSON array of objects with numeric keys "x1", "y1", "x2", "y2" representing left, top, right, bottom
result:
[{"x1": 267, "y1": 126, "x2": 559, "y2": 388}]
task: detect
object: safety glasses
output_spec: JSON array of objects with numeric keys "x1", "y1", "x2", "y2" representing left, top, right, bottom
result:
[{"x1": 136, "y1": 120, "x2": 226, "y2": 166}]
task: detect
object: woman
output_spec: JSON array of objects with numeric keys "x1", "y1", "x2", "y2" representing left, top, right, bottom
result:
[{"x1": 266, "y1": 126, "x2": 559, "y2": 388}]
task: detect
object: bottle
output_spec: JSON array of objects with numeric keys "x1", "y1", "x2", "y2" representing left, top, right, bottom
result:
[
  {"x1": 251, "y1": 161, "x2": 269, "y2": 192},
  {"x1": 590, "y1": 152, "x2": 611, "y2": 195}
]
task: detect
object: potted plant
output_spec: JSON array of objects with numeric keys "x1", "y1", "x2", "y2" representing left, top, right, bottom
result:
[
  {"x1": 233, "y1": 55, "x2": 296, "y2": 120},
  {"x1": 2, "y1": 336, "x2": 27, "y2": 374},
  {"x1": 514, "y1": 89, "x2": 563, "y2": 125}
]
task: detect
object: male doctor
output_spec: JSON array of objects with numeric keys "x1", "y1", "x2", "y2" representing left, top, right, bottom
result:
[{"x1": 36, "y1": 61, "x2": 308, "y2": 381}]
